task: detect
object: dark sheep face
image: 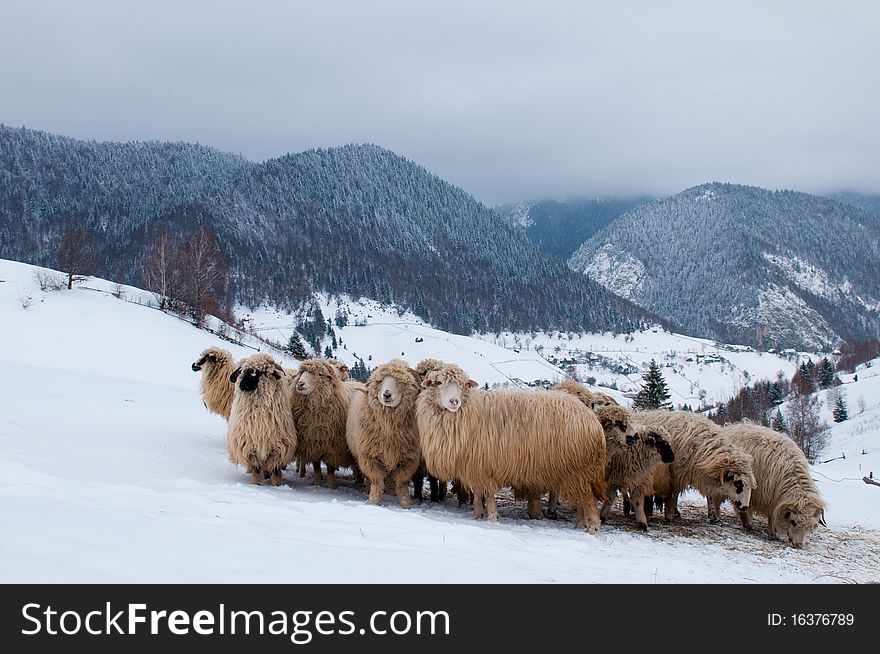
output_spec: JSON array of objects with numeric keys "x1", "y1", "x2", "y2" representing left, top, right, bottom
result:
[
  {"x1": 238, "y1": 369, "x2": 261, "y2": 393},
  {"x1": 191, "y1": 355, "x2": 207, "y2": 372}
]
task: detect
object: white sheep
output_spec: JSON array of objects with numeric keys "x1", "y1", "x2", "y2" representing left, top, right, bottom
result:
[{"x1": 191, "y1": 346, "x2": 236, "y2": 419}]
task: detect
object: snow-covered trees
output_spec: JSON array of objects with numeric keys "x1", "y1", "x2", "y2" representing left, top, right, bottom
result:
[
  {"x1": 632, "y1": 359, "x2": 671, "y2": 410},
  {"x1": 832, "y1": 394, "x2": 848, "y2": 423}
]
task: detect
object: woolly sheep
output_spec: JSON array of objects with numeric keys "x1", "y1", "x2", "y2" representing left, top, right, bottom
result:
[
  {"x1": 411, "y1": 357, "x2": 451, "y2": 501},
  {"x1": 328, "y1": 358, "x2": 350, "y2": 381},
  {"x1": 550, "y1": 379, "x2": 619, "y2": 410},
  {"x1": 191, "y1": 346, "x2": 236, "y2": 420},
  {"x1": 416, "y1": 363, "x2": 607, "y2": 532},
  {"x1": 346, "y1": 359, "x2": 422, "y2": 508},
  {"x1": 715, "y1": 422, "x2": 826, "y2": 547},
  {"x1": 226, "y1": 354, "x2": 297, "y2": 485},
  {"x1": 637, "y1": 410, "x2": 757, "y2": 524},
  {"x1": 290, "y1": 358, "x2": 360, "y2": 489}
]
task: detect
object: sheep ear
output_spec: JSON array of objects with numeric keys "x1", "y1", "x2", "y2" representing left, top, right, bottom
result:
[
  {"x1": 272, "y1": 370, "x2": 281, "y2": 380},
  {"x1": 467, "y1": 380, "x2": 479, "y2": 388},
  {"x1": 722, "y1": 470, "x2": 734, "y2": 484},
  {"x1": 230, "y1": 368, "x2": 241, "y2": 383},
  {"x1": 420, "y1": 378, "x2": 434, "y2": 388}
]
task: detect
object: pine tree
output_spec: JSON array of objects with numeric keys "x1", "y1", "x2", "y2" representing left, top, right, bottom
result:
[
  {"x1": 771, "y1": 409, "x2": 786, "y2": 433},
  {"x1": 832, "y1": 395, "x2": 848, "y2": 423},
  {"x1": 286, "y1": 332, "x2": 308, "y2": 360},
  {"x1": 323, "y1": 345, "x2": 333, "y2": 359},
  {"x1": 632, "y1": 359, "x2": 671, "y2": 410},
  {"x1": 817, "y1": 357, "x2": 835, "y2": 389},
  {"x1": 768, "y1": 382, "x2": 783, "y2": 406}
]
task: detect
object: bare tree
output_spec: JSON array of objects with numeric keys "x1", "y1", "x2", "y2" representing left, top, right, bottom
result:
[
  {"x1": 142, "y1": 231, "x2": 182, "y2": 310},
  {"x1": 178, "y1": 227, "x2": 227, "y2": 323},
  {"x1": 785, "y1": 392, "x2": 830, "y2": 464},
  {"x1": 54, "y1": 221, "x2": 95, "y2": 289}
]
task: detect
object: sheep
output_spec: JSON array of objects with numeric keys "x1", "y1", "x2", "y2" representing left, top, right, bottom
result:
[
  {"x1": 328, "y1": 358, "x2": 350, "y2": 381},
  {"x1": 416, "y1": 363, "x2": 606, "y2": 532},
  {"x1": 714, "y1": 422, "x2": 827, "y2": 548},
  {"x1": 415, "y1": 358, "x2": 446, "y2": 381},
  {"x1": 635, "y1": 410, "x2": 757, "y2": 524},
  {"x1": 346, "y1": 359, "x2": 422, "y2": 508},
  {"x1": 550, "y1": 379, "x2": 619, "y2": 410},
  {"x1": 226, "y1": 354, "x2": 297, "y2": 485},
  {"x1": 411, "y1": 357, "x2": 451, "y2": 502},
  {"x1": 191, "y1": 346, "x2": 236, "y2": 420},
  {"x1": 290, "y1": 358, "x2": 360, "y2": 489}
]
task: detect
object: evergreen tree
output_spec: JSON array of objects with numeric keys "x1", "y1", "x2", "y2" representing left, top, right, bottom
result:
[
  {"x1": 771, "y1": 409, "x2": 786, "y2": 433},
  {"x1": 632, "y1": 359, "x2": 671, "y2": 410},
  {"x1": 768, "y1": 382, "x2": 783, "y2": 406},
  {"x1": 286, "y1": 332, "x2": 308, "y2": 360},
  {"x1": 832, "y1": 395, "x2": 848, "y2": 423},
  {"x1": 817, "y1": 357, "x2": 835, "y2": 389},
  {"x1": 323, "y1": 345, "x2": 333, "y2": 359}
]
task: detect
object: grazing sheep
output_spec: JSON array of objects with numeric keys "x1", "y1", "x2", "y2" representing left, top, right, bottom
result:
[
  {"x1": 714, "y1": 422, "x2": 827, "y2": 548},
  {"x1": 636, "y1": 410, "x2": 756, "y2": 524},
  {"x1": 191, "y1": 346, "x2": 236, "y2": 420},
  {"x1": 226, "y1": 354, "x2": 297, "y2": 485},
  {"x1": 290, "y1": 358, "x2": 360, "y2": 489},
  {"x1": 550, "y1": 379, "x2": 619, "y2": 410},
  {"x1": 416, "y1": 364, "x2": 606, "y2": 532},
  {"x1": 346, "y1": 359, "x2": 422, "y2": 508}
]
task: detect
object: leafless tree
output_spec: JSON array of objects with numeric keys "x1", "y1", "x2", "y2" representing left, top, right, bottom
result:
[
  {"x1": 54, "y1": 221, "x2": 95, "y2": 289},
  {"x1": 178, "y1": 227, "x2": 227, "y2": 323},
  {"x1": 785, "y1": 391, "x2": 830, "y2": 464},
  {"x1": 142, "y1": 231, "x2": 182, "y2": 310}
]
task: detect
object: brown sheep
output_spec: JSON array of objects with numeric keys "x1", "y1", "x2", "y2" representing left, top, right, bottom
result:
[
  {"x1": 416, "y1": 363, "x2": 607, "y2": 533},
  {"x1": 346, "y1": 360, "x2": 422, "y2": 508},
  {"x1": 226, "y1": 354, "x2": 297, "y2": 485},
  {"x1": 550, "y1": 379, "x2": 619, "y2": 410},
  {"x1": 715, "y1": 422, "x2": 827, "y2": 547},
  {"x1": 290, "y1": 358, "x2": 360, "y2": 489},
  {"x1": 636, "y1": 410, "x2": 757, "y2": 524},
  {"x1": 191, "y1": 346, "x2": 236, "y2": 420}
]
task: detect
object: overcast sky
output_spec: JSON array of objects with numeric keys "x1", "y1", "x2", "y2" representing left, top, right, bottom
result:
[{"x1": 1, "y1": 1, "x2": 878, "y2": 204}]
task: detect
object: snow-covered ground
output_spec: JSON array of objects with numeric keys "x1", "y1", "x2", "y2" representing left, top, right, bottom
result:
[{"x1": 1, "y1": 259, "x2": 877, "y2": 583}]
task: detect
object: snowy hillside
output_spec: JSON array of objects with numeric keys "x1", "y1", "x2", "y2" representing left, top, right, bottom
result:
[{"x1": 1, "y1": 259, "x2": 878, "y2": 583}]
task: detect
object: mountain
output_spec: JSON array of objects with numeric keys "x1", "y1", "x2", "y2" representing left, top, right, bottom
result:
[
  {"x1": 495, "y1": 197, "x2": 649, "y2": 261},
  {"x1": 828, "y1": 192, "x2": 880, "y2": 221},
  {"x1": 568, "y1": 183, "x2": 880, "y2": 350},
  {"x1": 0, "y1": 125, "x2": 650, "y2": 335}
]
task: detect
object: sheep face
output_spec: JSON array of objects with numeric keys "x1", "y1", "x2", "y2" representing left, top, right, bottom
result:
[
  {"x1": 776, "y1": 505, "x2": 825, "y2": 548},
  {"x1": 295, "y1": 370, "x2": 319, "y2": 395},
  {"x1": 192, "y1": 347, "x2": 225, "y2": 372},
  {"x1": 421, "y1": 366, "x2": 478, "y2": 413},
  {"x1": 595, "y1": 405, "x2": 638, "y2": 447},
  {"x1": 377, "y1": 375, "x2": 404, "y2": 408},
  {"x1": 230, "y1": 355, "x2": 283, "y2": 394},
  {"x1": 719, "y1": 470, "x2": 753, "y2": 514},
  {"x1": 642, "y1": 430, "x2": 675, "y2": 464}
]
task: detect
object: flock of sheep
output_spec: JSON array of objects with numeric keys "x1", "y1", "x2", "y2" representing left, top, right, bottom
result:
[{"x1": 191, "y1": 347, "x2": 827, "y2": 548}]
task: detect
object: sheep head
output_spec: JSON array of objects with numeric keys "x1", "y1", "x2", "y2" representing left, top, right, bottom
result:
[
  {"x1": 294, "y1": 358, "x2": 337, "y2": 396},
  {"x1": 229, "y1": 354, "x2": 284, "y2": 394},
  {"x1": 594, "y1": 404, "x2": 639, "y2": 447},
  {"x1": 414, "y1": 358, "x2": 446, "y2": 383},
  {"x1": 420, "y1": 364, "x2": 478, "y2": 413},
  {"x1": 328, "y1": 358, "x2": 350, "y2": 381},
  {"x1": 192, "y1": 346, "x2": 231, "y2": 372},
  {"x1": 776, "y1": 498, "x2": 828, "y2": 548},
  {"x1": 640, "y1": 427, "x2": 675, "y2": 464},
  {"x1": 551, "y1": 379, "x2": 619, "y2": 410},
  {"x1": 716, "y1": 450, "x2": 757, "y2": 515},
  {"x1": 368, "y1": 359, "x2": 420, "y2": 409}
]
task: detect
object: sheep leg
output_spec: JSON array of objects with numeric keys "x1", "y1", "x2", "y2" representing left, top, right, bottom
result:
[
  {"x1": 575, "y1": 499, "x2": 602, "y2": 534},
  {"x1": 663, "y1": 495, "x2": 676, "y2": 523},
  {"x1": 393, "y1": 468, "x2": 413, "y2": 509},
  {"x1": 312, "y1": 460, "x2": 323, "y2": 485},
  {"x1": 429, "y1": 475, "x2": 446, "y2": 502},
  {"x1": 298, "y1": 459, "x2": 306, "y2": 478},
  {"x1": 411, "y1": 470, "x2": 425, "y2": 502},
  {"x1": 546, "y1": 492, "x2": 558, "y2": 519},
  {"x1": 739, "y1": 508, "x2": 753, "y2": 531},
  {"x1": 326, "y1": 466, "x2": 337, "y2": 490},
  {"x1": 643, "y1": 494, "x2": 654, "y2": 517},
  {"x1": 599, "y1": 497, "x2": 614, "y2": 524},
  {"x1": 360, "y1": 459, "x2": 385, "y2": 505},
  {"x1": 485, "y1": 491, "x2": 500, "y2": 522},
  {"x1": 707, "y1": 496, "x2": 722, "y2": 524},
  {"x1": 270, "y1": 468, "x2": 283, "y2": 486},
  {"x1": 622, "y1": 494, "x2": 632, "y2": 517},
  {"x1": 435, "y1": 477, "x2": 448, "y2": 501},
  {"x1": 630, "y1": 494, "x2": 649, "y2": 532},
  {"x1": 526, "y1": 493, "x2": 543, "y2": 520},
  {"x1": 472, "y1": 493, "x2": 485, "y2": 519},
  {"x1": 249, "y1": 468, "x2": 263, "y2": 485}
]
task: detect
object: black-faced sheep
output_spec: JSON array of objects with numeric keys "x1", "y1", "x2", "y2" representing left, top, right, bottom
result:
[
  {"x1": 346, "y1": 359, "x2": 422, "y2": 508},
  {"x1": 636, "y1": 410, "x2": 757, "y2": 524},
  {"x1": 290, "y1": 358, "x2": 360, "y2": 489},
  {"x1": 416, "y1": 363, "x2": 607, "y2": 532},
  {"x1": 191, "y1": 346, "x2": 236, "y2": 420},
  {"x1": 226, "y1": 354, "x2": 297, "y2": 485},
  {"x1": 715, "y1": 422, "x2": 827, "y2": 547}
]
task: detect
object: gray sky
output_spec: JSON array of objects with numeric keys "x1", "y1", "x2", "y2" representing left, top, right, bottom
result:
[{"x1": 2, "y1": 0, "x2": 878, "y2": 204}]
